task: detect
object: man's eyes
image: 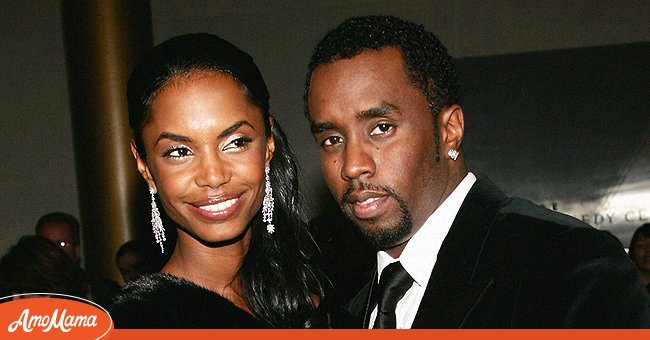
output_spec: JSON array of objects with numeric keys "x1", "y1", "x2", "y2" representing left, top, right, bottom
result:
[
  {"x1": 369, "y1": 123, "x2": 394, "y2": 136},
  {"x1": 321, "y1": 136, "x2": 343, "y2": 147},
  {"x1": 319, "y1": 123, "x2": 395, "y2": 148}
]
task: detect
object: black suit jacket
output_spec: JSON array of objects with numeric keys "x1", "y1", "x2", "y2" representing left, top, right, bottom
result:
[{"x1": 347, "y1": 178, "x2": 650, "y2": 328}]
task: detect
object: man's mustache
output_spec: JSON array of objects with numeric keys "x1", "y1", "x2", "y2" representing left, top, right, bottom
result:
[{"x1": 341, "y1": 182, "x2": 397, "y2": 205}]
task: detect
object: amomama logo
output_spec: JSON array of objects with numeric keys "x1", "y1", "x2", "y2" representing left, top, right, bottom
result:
[{"x1": 0, "y1": 293, "x2": 113, "y2": 339}]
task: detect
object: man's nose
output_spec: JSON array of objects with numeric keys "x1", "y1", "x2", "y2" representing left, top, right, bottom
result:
[{"x1": 341, "y1": 140, "x2": 375, "y2": 181}]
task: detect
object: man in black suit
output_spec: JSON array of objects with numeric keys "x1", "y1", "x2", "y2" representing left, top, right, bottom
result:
[{"x1": 304, "y1": 15, "x2": 650, "y2": 328}]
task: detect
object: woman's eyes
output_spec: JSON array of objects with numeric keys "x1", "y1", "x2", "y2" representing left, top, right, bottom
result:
[
  {"x1": 223, "y1": 136, "x2": 252, "y2": 151},
  {"x1": 159, "y1": 136, "x2": 252, "y2": 159},
  {"x1": 162, "y1": 146, "x2": 192, "y2": 159}
]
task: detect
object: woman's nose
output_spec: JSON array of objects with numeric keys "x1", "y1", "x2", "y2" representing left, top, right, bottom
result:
[{"x1": 194, "y1": 153, "x2": 229, "y2": 188}]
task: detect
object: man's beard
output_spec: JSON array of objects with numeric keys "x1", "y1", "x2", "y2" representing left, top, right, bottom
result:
[{"x1": 341, "y1": 183, "x2": 413, "y2": 250}]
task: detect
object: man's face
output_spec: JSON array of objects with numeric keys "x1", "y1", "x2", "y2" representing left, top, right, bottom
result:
[
  {"x1": 308, "y1": 47, "x2": 450, "y2": 254},
  {"x1": 37, "y1": 222, "x2": 81, "y2": 263},
  {"x1": 634, "y1": 235, "x2": 650, "y2": 272},
  {"x1": 117, "y1": 250, "x2": 152, "y2": 284}
]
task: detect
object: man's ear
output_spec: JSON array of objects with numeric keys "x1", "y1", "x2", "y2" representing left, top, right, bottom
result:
[
  {"x1": 438, "y1": 104, "x2": 465, "y2": 151},
  {"x1": 265, "y1": 116, "x2": 276, "y2": 167},
  {"x1": 130, "y1": 140, "x2": 157, "y2": 191}
]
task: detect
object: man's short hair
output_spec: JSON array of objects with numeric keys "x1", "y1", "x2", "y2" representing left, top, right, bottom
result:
[
  {"x1": 35, "y1": 212, "x2": 80, "y2": 244},
  {"x1": 305, "y1": 15, "x2": 460, "y2": 117}
]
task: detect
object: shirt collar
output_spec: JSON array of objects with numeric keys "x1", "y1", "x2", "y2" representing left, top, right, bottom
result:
[{"x1": 377, "y1": 172, "x2": 477, "y2": 286}]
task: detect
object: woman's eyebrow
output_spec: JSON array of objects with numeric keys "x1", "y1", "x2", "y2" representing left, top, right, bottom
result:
[
  {"x1": 219, "y1": 120, "x2": 253, "y2": 138},
  {"x1": 155, "y1": 132, "x2": 191, "y2": 146},
  {"x1": 153, "y1": 120, "x2": 255, "y2": 146}
]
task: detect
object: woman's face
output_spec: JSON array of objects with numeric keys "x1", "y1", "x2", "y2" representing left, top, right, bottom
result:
[{"x1": 134, "y1": 71, "x2": 274, "y2": 245}]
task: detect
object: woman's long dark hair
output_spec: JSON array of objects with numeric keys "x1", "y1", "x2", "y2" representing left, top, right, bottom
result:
[{"x1": 127, "y1": 33, "x2": 326, "y2": 327}]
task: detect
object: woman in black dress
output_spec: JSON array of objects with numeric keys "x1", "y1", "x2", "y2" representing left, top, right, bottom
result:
[{"x1": 110, "y1": 33, "x2": 351, "y2": 328}]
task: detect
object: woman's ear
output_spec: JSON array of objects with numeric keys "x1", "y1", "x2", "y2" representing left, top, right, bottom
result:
[
  {"x1": 438, "y1": 104, "x2": 465, "y2": 151},
  {"x1": 265, "y1": 116, "x2": 276, "y2": 167},
  {"x1": 130, "y1": 140, "x2": 157, "y2": 191}
]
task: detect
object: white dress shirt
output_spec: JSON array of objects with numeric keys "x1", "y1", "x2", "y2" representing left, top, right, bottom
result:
[{"x1": 368, "y1": 172, "x2": 477, "y2": 329}]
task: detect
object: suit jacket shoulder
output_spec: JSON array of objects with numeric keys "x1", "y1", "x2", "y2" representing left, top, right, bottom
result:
[{"x1": 414, "y1": 177, "x2": 650, "y2": 328}]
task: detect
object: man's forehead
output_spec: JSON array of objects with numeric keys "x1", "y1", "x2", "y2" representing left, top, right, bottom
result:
[
  {"x1": 39, "y1": 222, "x2": 73, "y2": 236},
  {"x1": 308, "y1": 49, "x2": 410, "y2": 101}
]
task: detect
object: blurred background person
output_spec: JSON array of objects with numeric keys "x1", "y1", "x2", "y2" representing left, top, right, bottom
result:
[
  {"x1": 629, "y1": 223, "x2": 650, "y2": 294},
  {"x1": 0, "y1": 235, "x2": 89, "y2": 299},
  {"x1": 35, "y1": 211, "x2": 81, "y2": 263},
  {"x1": 115, "y1": 239, "x2": 161, "y2": 285},
  {"x1": 35, "y1": 212, "x2": 120, "y2": 307}
]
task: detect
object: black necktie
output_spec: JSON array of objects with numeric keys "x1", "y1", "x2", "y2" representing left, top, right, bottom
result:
[{"x1": 372, "y1": 261, "x2": 414, "y2": 329}]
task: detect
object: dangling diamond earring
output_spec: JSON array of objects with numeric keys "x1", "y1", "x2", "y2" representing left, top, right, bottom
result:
[
  {"x1": 262, "y1": 166, "x2": 275, "y2": 234},
  {"x1": 149, "y1": 187, "x2": 166, "y2": 253},
  {"x1": 447, "y1": 149, "x2": 459, "y2": 161}
]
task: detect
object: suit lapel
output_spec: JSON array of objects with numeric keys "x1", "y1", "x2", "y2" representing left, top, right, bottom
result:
[
  {"x1": 412, "y1": 178, "x2": 506, "y2": 328},
  {"x1": 360, "y1": 270, "x2": 377, "y2": 328},
  {"x1": 345, "y1": 264, "x2": 377, "y2": 328}
]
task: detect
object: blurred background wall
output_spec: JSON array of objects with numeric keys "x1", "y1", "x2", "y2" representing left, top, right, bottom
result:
[{"x1": 1, "y1": 1, "x2": 648, "y2": 274}]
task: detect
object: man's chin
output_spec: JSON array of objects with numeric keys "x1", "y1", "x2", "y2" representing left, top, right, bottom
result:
[
  {"x1": 353, "y1": 220, "x2": 412, "y2": 250},
  {"x1": 345, "y1": 212, "x2": 381, "y2": 234},
  {"x1": 341, "y1": 194, "x2": 413, "y2": 249}
]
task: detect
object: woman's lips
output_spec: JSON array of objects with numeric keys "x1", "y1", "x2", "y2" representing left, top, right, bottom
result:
[
  {"x1": 199, "y1": 197, "x2": 238, "y2": 212},
  {"x1": 190, "y1": 195, "x2": 243, "y2": 221}
]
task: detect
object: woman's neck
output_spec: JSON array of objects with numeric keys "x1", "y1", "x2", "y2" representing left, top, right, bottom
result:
[{"x1": 161, "y1": 229, "x2": 251, "y2": 311}]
